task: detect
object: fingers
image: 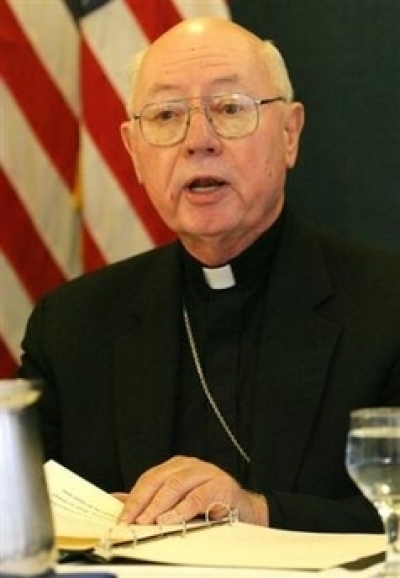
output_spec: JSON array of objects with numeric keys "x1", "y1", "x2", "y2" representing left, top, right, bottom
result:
[
  {"x1": 118, "y1": 456, "x2": 237, "y2": 524},
  {"x1": 118, "y1": 461, "x2": 172, "y2": 523},
  {"x1": 112, "y1": 492, "x2": 129, "y2": 502},
  {"x1": 117, "y1": 455, "x2": 269, "y2": 527}
]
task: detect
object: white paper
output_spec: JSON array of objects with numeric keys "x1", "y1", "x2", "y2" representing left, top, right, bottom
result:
[{"x1": 45, "y1": 460, "x2": 385, "y2": 569}]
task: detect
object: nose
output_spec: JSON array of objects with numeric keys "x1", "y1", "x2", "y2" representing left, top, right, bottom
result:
[{"x1": 184, "y1": 106, "x2": 221, "y2": 155}]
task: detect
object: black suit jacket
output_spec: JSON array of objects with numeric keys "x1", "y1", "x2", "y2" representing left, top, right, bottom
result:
[{"x1": 19, "y1": 208, "x2": 400, "y2": 533}]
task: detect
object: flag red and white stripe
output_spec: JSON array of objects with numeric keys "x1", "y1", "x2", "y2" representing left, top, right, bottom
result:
[{"x1": 0, "y1": 0, "x2": 229, "y2": 377}]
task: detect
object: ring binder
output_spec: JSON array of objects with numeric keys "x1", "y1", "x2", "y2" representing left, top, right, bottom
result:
[
  {"x1": 46, "y1": 461, "x2": 387, "y2": 570},
  {"x1": 205, "y1": 502, "x2": 239, "y2": 525},
  {"x1": 44, "y1": 461, "x2": 245, "y2": 565},
  {"x1": 94, "y1": 525, "x2": 137, "y2": 560},
  {"x1": 90, "y1": 504, "x2": 239, "y2": 562},
  {"x1": 157, "y1": 511, "x2": 187, "y2": 537}
]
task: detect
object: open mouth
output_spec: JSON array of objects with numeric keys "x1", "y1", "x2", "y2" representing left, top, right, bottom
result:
[{"x1": 187, "y1": 177, "x2": 226, "y2": 193}]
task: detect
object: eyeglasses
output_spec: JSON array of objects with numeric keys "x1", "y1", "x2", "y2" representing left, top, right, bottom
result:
[{"x1": 132, "y1": 93, "x2": 286, "y2": 147}]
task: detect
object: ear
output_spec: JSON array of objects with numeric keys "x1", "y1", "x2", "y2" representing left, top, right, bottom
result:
[
  {"x1": 120, "y1": 121, "x2": 143, "y2": 183},
  {"x1": 283, "y1": 102, "x2": 305, "y2": 169}
]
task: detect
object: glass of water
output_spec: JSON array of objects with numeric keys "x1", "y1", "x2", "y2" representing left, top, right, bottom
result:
[{"x1": 346, "y1": 407, "x2": 400, "y2": 576}]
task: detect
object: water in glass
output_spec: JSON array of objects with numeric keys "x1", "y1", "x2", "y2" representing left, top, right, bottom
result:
[{"x1": 346, "y1": 407, "x2": 400, "y2": 577}]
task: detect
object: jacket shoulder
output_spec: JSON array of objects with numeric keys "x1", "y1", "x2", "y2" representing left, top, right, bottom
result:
[
  {"x1": 293, "y1": 213, "x2": 400, "y2": 299},
  {"x1": 44, "y1": 241, "x2": 180, "y2": 302}
]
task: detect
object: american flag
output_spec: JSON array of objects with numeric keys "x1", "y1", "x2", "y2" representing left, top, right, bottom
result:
[{"x1": 0, "y1": 0, "x2": 229, "y2": 377}]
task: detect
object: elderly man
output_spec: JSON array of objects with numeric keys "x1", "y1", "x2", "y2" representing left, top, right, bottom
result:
[{"x1": 19, "y1": 17, "x2": 400, "y2": 533}]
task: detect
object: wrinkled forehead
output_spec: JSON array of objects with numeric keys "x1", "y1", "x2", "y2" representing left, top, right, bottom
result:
[{"x1": 135, "y1": 28, "x2": 273, "y2": 104}]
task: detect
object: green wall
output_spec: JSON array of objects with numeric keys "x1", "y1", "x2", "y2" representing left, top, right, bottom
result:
[{"x1": 230, "y1": 0, "x2": 400, "y2": 252}]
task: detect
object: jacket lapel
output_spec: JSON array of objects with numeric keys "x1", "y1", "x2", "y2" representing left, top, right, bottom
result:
[
  {"x1": 251, "y1": 213, "x2": 343, "y2": 490},
  {"x1": 113, "y1": 243, "x2": 183, "y2": 488}
]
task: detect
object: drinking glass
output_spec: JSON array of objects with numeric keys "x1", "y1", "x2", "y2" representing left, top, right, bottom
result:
[{"x1": 346, "y1": 407, "x2": 400, "y2": 576}]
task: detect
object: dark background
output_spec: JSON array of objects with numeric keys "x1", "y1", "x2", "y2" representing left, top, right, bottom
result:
[{"x1": 229, "y1": 0, "x2": 400, "y2": 252}]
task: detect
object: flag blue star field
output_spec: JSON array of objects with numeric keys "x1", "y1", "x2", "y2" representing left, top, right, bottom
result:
[{"x1": 0, "y1": 0, "x2": 229, "y2": 376}]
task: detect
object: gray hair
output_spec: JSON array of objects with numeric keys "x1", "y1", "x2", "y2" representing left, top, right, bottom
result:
[
  {"x1": 259, "y1": 40, "x2": 294, "y2": 103},
  {"x1": 126, "y1": 38, "x2": 294, "y2": 116}
]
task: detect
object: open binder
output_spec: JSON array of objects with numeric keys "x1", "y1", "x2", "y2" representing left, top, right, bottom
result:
[{"x1": 45, "y1": 460, "x2": 386, "y2": 570}]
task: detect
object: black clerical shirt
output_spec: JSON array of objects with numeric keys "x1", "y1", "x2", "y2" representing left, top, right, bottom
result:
[{"x1": 173, "y1": 209, "x2": 285, "y2": 488}]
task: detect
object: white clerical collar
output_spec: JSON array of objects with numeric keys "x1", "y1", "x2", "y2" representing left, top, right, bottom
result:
[{"x1": 202, "y1": 264, "x2": 236, "y2": 290}]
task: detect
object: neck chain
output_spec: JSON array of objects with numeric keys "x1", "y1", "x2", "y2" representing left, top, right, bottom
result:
[{"x1": 182, "y1": 304, "x2": 251, "y2": 464}]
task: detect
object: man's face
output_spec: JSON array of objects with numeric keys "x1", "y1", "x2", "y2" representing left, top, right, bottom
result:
[{"x1": 121, "y1": 19, "x2": 304, "y2": 260}]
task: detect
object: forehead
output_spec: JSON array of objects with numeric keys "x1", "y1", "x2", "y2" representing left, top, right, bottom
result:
[{"x1": 136, "y1": 26, "x2": 272, "y2": 101}]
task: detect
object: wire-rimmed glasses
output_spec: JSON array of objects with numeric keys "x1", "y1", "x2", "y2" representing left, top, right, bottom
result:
[{"x1": 132, "y1": 92, "x2": 286, "y2": 147}]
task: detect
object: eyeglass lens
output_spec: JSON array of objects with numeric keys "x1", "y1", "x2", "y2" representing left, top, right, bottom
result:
[{"x1": 138, "y1": 93, "x2": 261, "y2": 146}]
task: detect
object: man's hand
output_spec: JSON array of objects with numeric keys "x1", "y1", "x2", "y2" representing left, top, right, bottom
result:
[{"x1": 115, "y1": 455, "x2": 268, "y2": 526}]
